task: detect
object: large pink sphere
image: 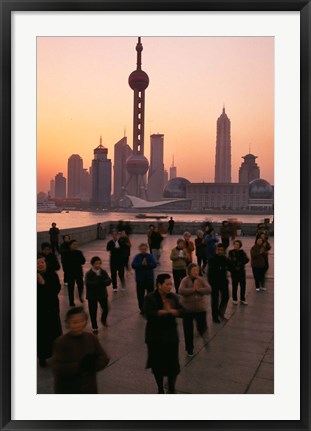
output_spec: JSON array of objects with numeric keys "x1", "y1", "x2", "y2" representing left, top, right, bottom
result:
[{"x1": 126, "y1": 155, "x2": 149, "y2": 175}]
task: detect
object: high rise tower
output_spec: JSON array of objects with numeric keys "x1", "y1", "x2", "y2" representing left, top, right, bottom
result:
[
  {"x1": 125, "y1": 37, "x2": 150, "y2": 199},
  {"x1": 91, "y1": 136, "x2": 112, "y2": 208},
  {"x1": 214, "y1": 107, "x2": 232, "y2": 183},
  {"x1": 67, "y1": 154, "x2": 83, "y2": 198},
  {"x1": 169, "y1": 155, "x2": 177, "y2": 180},
  {"x1": 148, "y1": 133, "x2": 165, "y2": 200},
  {"x1": 113, "y1": 136, "x2": 133, "y2": 204},
  {"x1": 55, "y1": 172, "x2": 66, "y2": 199}
]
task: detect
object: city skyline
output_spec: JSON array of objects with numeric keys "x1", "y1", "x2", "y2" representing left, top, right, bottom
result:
[{"x1": 37, "y1": 36, "x2": 274, "y2": 193}]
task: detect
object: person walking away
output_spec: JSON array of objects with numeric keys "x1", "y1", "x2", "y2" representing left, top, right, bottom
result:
[
  {"x1": 106, "y1": 230, "x2": 126, "y2": 292},
  {"x1": 37, "y1": 254, "x2": 62, "y2": 367},
  {"x1": 65, "y1": 239, "x2": 86, "y2": 306},
  {"x1": 150, "y1": 226, "x2": 164, "y2": 265},
  {"x1": 119, "y1": 229, "x2": 132, "y2": 273},
  {"x1": 59, "y1": 234, "x2": 71, "y2": 286},
  {"x1": 194, "y1": 230, "x2": 207, "y2": 275},
  {"x1": 52, "y1": 307, "x2": 109, "y2": 394},
  {"x1": 131, "y1": 243, "x2": 157, "y2": 314},
  {"x1": 183, "y1": 232, "x2": 195, "y2": 263},
  {"x1": 49, "y1": 222, "x2": 60, "y2": 254},
  {"x1": 143, "y1": 273, "x2": 184, "y2": 394},
  {"x1": 179, "y1": 263, "x2": 211, "y2": 357},
  {"x1": 220, "y1": 221, "x2": 231, "y2": 251},
  {"x1": 207, "y1": 243, "x2": 230, "y2": 323},
  {"x1": 250, "y1": 237, "x2": 269, "y2": 292},
  {"x1": 228, "y1": 240, "x2": 249, "y2": 305},
  {"x1": 40, "y1": 242, "x2": 60, "y2": 272},
  {"x1": 85, "y1": 256, "x2": 112, "y2": 335},
  {"x1": 167, "y1": 217, "x2": 175, "y2": 235},
  {"x1": 170, "y1": 239, "x2": 190, "y2": 294}
]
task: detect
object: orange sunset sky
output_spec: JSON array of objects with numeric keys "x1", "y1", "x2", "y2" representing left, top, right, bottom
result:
[{"x1": 37, "y1": 36, "x2": 274, "y2": 193}]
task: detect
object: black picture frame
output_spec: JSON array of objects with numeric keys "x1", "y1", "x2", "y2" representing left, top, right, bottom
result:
[{"x1": 1, "y1": 1, "x2": 310, "y2": 430}]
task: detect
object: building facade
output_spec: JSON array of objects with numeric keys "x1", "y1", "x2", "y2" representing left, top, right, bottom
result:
[
  {"x1": 67, "y1": 154, "x2": 83, "y2": 198},
  {"x1": 91, "y1": 138, "x2": 111, "y2": 208},
  {"x1": 214, "y1": 107, "x2": 232, "y2": 183},
  {"x1": 148, "y1": 133, "x2": 165, "y2": 200},
  {"x1": 54, "y1": 172, "x2": 66, "y2": 199},
  {"x1": 239, "y1": 153, "x2": 260, "y2": 184},
  {"x1": 113, "y1": 136, "x2": 133, "y2": 204}
]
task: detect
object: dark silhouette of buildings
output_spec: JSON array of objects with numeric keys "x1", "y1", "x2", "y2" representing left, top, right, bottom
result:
[
  {"x1": 239, "y1": 153, "x2": 260, "y2": 184},
  {"x1": 113, "y1": 136, "x2": 132, "y2": 204},
  {"x1": 91, "y1": 137, "x2": 111, "y2": 208},
  {"x1": 67, "y1": 154, "x2": 83, "y2": 198},
  {"x1": 148, "y1": 133, "x2": 165, "y2": 200},
  {"x1": 54, "y1": 172, "x2": 66, "y2": 199}
]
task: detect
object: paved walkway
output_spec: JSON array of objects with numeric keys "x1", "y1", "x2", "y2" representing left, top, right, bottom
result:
[{"x1": 38, "y1": 234, "x2": 274, "y2": 394}]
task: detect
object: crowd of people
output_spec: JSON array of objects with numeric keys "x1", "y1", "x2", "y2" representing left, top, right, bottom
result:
[{"x1": 37, "y1": 220, "x2": 271, "y2": 394}]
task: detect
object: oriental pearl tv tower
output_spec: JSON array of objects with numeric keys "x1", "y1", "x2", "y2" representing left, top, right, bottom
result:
[{"x1": 125, "y1": 37, "x2": 150, "y2": 199}]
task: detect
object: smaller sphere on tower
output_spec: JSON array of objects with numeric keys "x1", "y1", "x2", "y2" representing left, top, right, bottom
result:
[{"x1": 126, "y1": 154, "x2": 149, "y2": 176}]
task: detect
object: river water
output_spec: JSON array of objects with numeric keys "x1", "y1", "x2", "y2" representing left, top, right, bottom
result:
[{"x1": 37, "y1": 211, "x2": 273, "y2": 232}]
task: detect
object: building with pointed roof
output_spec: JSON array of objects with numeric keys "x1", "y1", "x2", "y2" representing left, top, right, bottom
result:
[{"x1": 214, "y1": 107, "x2": 232, "y2": 183}]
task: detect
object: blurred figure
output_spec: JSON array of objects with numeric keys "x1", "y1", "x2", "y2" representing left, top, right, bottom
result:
[
  {"x1": 228, "y1": 240, "x2": 249, "y2": 305},
  {"x1": 204, "y1": 223, "x2": 219, "y2": 263},
  {"x1": 52, "y1": 307, "x2": 109, "y2": 394},
  {"x1": 59, "y1": 234, "x2": 71, "y2": 285},
  {"x1": 167, "y1": 217, "x2": 175, "y2": 235},
  {"x1": 85, "y1": 256, "x2": 111, "y2": 334},
  {"x1": 119, "y1": 229, "x2": 132, "y2": 273},
  {"x1": 49, "y1": 222, "x2": 60, "y2": 254},
  {"x1": 147, "y1": 224, "x2": 155, "y2": 253},
  {"x1": 170, "y1": 238, "x2": 190, "y2": 294},
  {"x1": 131, "y1": 243, "x2": 157, "y2": 314},
  {"x1": 143, "y1": 273, "x2": 184, "y2": 394},
  {"x1": 207, "y1": 243, "x2": 230, "y2": 323},
  {"x1": 220, "y1": 221, "x2": 231, "y2": 251},
  {"x1": 179, "y1": 263, "x2": 211, "y2": 356},
  {"x1": 183, "y1": 232, "x2": 195, "y2": 263},
  {"x1": 37, "y1": 254, "x2": 62, "y2": 367},
  {"x1": 149, "y1": 225, "x2": 164, "y2": 265},
  {"x1": 251, "y1": 237, "x2": 269, "y2": 292},
  {"x1": 194, "y1": 230, "x2": 207, "y2": 275},
  {"x1": 106, "y1": 230, "x2": 126, "y2": 292},
  {"x1": 65, "y1": 239, "x2": 86, "y2": 306},
  {"x1": 40, "y1": 242, "x2": 60, "y2": 272}
]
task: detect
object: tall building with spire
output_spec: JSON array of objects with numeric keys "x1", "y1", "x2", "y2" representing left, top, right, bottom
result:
[
  {"x1": 169, "y1": 155, "x2": 177, "y2": 180},
  {"x1": 67, "y1": 154, "x2": 83, "y2": 198},
  {"x1": 148, "y1": 133, "x2": 165, "y2": 200},
  {"x1": 91, "y1": 137, "x2": 111, "y2": 208},
  {"x1": 125, "y1": 37, "x2": 150, "y2": 199},
  {"x1": 239, "y1": 153, "x2": 260, "y2": 184},
  {"x1": 214, "y1": 107, "x2": 232, "y2": 183},
  {"x1": 113, "y1": 136, "x2": 133, "y2": 204}
]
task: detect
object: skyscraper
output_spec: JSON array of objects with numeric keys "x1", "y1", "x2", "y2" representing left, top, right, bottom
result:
[
  {"x1": 49, "y1": 179, "x2": 55, "y2": 198},
  {"x1": 169, "y1": 155, "x2": 177, "y2": 180},
  {"x1": 113, "y1": 136, "x2": 133, "y2": 204},
  {"x1": 80, "y1": 168, "x2": 91, "y2": 201},
  {"x1": 239, "y1": 153, "x2": 260, "y2": 184},
  {"x1": 91, "y1": 137, "x2": 111, "y2": 208},
  {"x1": 148, "y1": 133, "x2": 165, "y2": 200},
  {"x1": 214, "y1": 107, "x2": 232, "y2": 183},
  {"x1": 125, "y1": 37, "x2": 150, "y2": 199},
  {"x1": 54, "y1": 172, "x2": 66, "y2": 199},
  {"x1": 67, "y1": 154, "x2": 83, "y2": 198}
]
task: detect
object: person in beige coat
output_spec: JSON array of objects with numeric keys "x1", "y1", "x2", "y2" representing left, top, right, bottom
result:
[
  {"x1": 170, "y1": 239, "x2": 190, "y2": 293},
  {"x1": 179, "y1": 263, "x2": 211, "y2": 356}
]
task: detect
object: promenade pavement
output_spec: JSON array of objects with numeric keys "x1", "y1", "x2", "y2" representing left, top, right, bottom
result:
[{"x1": 38, "y1": 233, "x2": 274, "y2": 394}]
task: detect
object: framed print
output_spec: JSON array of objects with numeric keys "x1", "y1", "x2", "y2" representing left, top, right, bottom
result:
[{"x1": 1, "y1": 0, "x2": 310, "y2": 430}]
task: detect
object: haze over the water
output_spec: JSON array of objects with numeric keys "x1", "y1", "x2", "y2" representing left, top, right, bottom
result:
[{"x1": 37, "y1": 37, "x2": 274, "y2": 192}]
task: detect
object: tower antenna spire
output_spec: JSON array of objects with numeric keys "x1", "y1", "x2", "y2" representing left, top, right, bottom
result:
[{"x1": 136, "y1": 36, "x2": 143, "y2": 70}]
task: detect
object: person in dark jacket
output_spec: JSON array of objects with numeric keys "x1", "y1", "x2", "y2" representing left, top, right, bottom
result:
[
  {"x1": 220, "y1": 221, "x2": 231, "y2": 250},
  {"x1": 118, "y1": 229, "x2": 132, "y2": 272},
  {"x1": 207, "y1": 243, "x2": 230, "y2": 323},
  {"x1": 194, "y1": 230, "x2": 207, "y2": 275},
  {"x1": 204, "y1": 224, "x2": 219, "y2": 262},
  {"x1": 85, "y1": 256, "x2": 112, "y2": 334},
  {"x1": 143, "y1": 273, "x2": 184, "y2": 394},
  {"x1": 228, "y1": 240, "x2": 250, "y2": 305},
  {"x1": 49, "y1": 222, "x2": 60, "y2": 254},
  {"x1": 167, "y1": 217, "x2": 175, "y2": 235},
  {"x1": 59, "y1": 234, "x2": 71, "y2": 285},
  {"x1": 40, "y1": 242, "x2": 60, "y2": 272},
  {"x1": 52, "y1": 307, "x2": 109, "y2": 394},
  {"x1": 106, "y1": 230, "x2": 126, "y2": 292},
  {"x1": 251, "y1": 237, "x2": 269, "y2": 292},
  {"x1": 37, "y1": 254, "x2": 62, "y2": 367},
  {"x1": 64, "y1": 239, "x2": 86, "y2": 306},
  {"x1": 131, "y1": 243, "x2": 157, "y2": 313},
  {"x1": 149, "y1": 226, "x2": 164, "y2": 265}
]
